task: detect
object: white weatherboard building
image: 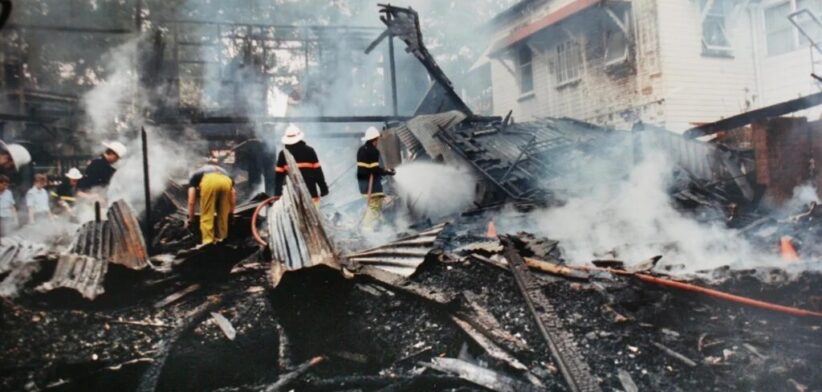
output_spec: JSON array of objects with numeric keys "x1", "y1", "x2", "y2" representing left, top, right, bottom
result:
[{"x1": 479, "y1": 0, "x2": 822, "y2": 132}]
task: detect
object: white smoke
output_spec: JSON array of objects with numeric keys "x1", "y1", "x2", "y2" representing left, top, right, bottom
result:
[
  {"x1": 106, "y1": 127, "x2": 203, "y2": 213},
  {"x1": 79, "y1": 35, "x2": 205, "y2": 216},
  {"x1": 780, "y1": 183, "x2": 820, "y2": 216},
  {"x1": 393, "y1": 162, "x2": 476, "y2": 220},
  {"x1": 81, "y1": 38, "x2": 143, "y2": 138},
  {"x1": 530, "y1": 151, "x2": 783, "y2": 274}
]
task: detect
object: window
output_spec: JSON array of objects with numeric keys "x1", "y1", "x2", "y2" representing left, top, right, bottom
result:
[
  {"x1": 556, "y1": 40, "x2": 583, "y2": 85},
  {"x1": 603, "y1": 8, "x2": 631, "y2": 65},
  {"x1": 766, "y1": 0, "x2": 822, "y2": 56},
  {"x1": 604, "y1": 28, "x2": 630, "y2": 64},
  {"x1": 517, "y1": 45, "x2": 534, "y2": 94},
  {"x1": 767, "y1": 2, "x2": 797, "y2": 55},
  {"x1": 700, "y1": 0, "x2": 732, "y2": 53}
]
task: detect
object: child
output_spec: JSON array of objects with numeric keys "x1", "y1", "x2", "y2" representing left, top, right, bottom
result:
[
  {"x1": 0, "y1": 175, "x2": 17, "y2": 235},
  {"x1": 26, "y1": 174, "x2": 52, "y2": 223}
]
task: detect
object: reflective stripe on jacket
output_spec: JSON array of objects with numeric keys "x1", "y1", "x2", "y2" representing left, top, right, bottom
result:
[
  {"x1": 356, "y1": 142, "x2": 387, "y2": 195},
  {"x1": 273, "y1": 142, "x2": 329, "y2": 198}
]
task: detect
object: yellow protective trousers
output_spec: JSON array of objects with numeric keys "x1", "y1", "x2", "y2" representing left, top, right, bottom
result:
[
  {"x1": 361, "y1": 195, "x2": 384, "y2": 232},
  {"x1": 199, "y1": 172, "x2": 233, "y2": 245}
]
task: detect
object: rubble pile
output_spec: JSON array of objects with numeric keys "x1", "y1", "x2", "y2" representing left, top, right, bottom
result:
[
  {"x1": 0, "y1": 4, "x2": 820, "y2": 392},
  {"x1": 0, "y1": 130, "x2": 819, "y2": 391},
  {"x1": 0, "y1": 215, "x2": 819, "y2": 391}
]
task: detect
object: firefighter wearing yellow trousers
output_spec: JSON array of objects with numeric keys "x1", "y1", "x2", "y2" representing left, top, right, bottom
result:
[
  {"x1": 356, "y1": 127, "x2": 395, "y2": 232},
  {"x1": 186, "y1": 164, "x2": 236, "y2": 245}
]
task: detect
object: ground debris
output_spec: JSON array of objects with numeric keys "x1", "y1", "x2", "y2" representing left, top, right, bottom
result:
[
  {"x1": 652, "y1": 341, "x2": 698, "y2": 368},
  {"x1": 423, "y1": 357, "x2": 539, "y2": 392}
]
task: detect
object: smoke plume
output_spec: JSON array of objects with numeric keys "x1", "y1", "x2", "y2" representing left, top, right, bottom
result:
[
  {"x1": 394, "y1": 162, "x2": 476, "y2": 220},
  {"x1": 528, "y1": 150, "x2": 782, "y2": 274}
]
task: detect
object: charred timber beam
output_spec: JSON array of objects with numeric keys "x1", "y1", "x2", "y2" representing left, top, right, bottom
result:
[
  {"x1": 5, "y1": 23, "x2": 132, "y2": 34},
  {"x1": 377, "y1": 4, "x2": 473, "y2": 116},
  {"x1": 0, "y1": 113, "x2": 61, "y2": 123},
  {"x1": 168, "y1": 116, "x2": 412, "y2": 124},
  {"x1": 154, "y1": 115, "x2": 501, "y2": 125},
  {"x1": 153, "y1": 18, "x2": 382, "y2": 32},
  {"x1": 501, "y1": 237, "x2": 601, "y2": 392},
  {"x1": 0, "y1": 1, "x2": 11, "y2": 31},
  {"x1": 142, "y1": 127, "x2": 153, "y2": 252},
  {"x1": 684, "y1": 90, "x2": 822, "y2": 138}
]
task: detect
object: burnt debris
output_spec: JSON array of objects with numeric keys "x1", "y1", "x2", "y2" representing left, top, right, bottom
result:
[{"x1": 0, "y1": 3, "x2": 821, "y2": 392}]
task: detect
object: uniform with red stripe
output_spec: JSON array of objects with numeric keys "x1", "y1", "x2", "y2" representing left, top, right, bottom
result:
[{"x1": 274, "y1": 141, "x2": 328, "y2": 198}]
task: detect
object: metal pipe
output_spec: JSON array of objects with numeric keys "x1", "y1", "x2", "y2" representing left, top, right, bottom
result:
[
  {"x1": 141, "y1": 127, "x2": 152, "y2": 254},
  {"x1": 388, "y1": 31, "x2": 399, "y2": 116}
]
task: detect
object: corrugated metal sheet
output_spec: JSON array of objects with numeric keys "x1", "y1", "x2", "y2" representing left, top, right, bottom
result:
[
  {"x1": 37, "y1": 200, "x2": 149, "y2": 300},
  {"x1": 402, "y1": 111, "x2": 467, "y2": 163},
  {"x1": 267, "y1": 150, "x2": 339, "y2": 287},
  {"x1": 70, "y1": 200, "x2": 149, "y2": 270},
  {"x1": 394, "y1": 124, "x2": 425, "y2": 160},
  {"x1": 108, "y1": 201, "x2": 150, "y2": 269},
  {"x1": 644, "y1": 130, "x2": 721, "y2": 180},
  {"x1": 0, "y1": 237, "x2": 49, "y2": 274},
  {"x1": 405, "y1": 113, "x2": 617, "y2": 202},
  {"x1": 36, "y1": 254, "x2": 108, "y2": 300},
  {"x1": 345, "y1": 223, "x2": 447, "y2": 277}
]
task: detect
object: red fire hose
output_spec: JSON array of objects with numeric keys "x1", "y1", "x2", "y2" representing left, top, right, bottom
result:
[
  {"x1": 577, "y1": 265, "x2": 822, "y2": 318},
  {"x1": 251, "y1": 196, "x2": 278, "y2": 247},
  {"x1": 631, "y1": 272, "x2": 822, "y2": 318}
]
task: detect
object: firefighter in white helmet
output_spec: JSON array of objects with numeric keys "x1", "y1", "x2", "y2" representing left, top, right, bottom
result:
[
  {"x1": 356, "y1": 126, "x2": 395, "y2": 232},
  {"x1": 0, "y1": 140, "x2": 31, "y2": 179}
]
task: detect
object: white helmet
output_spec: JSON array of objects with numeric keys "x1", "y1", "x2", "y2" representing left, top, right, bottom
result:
[
  {"x1": 281, "y1": 123, "x2": 304, "y2": 145},
  {"x1": 0, "y1": 140, "x2": 32, "y2": 171},
  {"x1": 361, "y1": 126, "x2": 381, "y2": 142},
  {"x1": 65, "y1": 167, "x2": 83, "y2": 180},
  {"x1": 102, "y1": 141, "x2": 127, "y2": 158}
]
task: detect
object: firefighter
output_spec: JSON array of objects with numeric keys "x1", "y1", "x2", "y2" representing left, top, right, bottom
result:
[
  {"x1": 51, "y1": 168, "x2": 84, "y2": 217},
  {"x1": 78, "y1": 141, "x2": 127, "y2": 200},
  {"x1": 273, "y1": 124, "x2": 329, "y2": 205},
  {"x1": 0, "y1": 140, "x2": 32, "y2": 182},
  {"x1": 186, "y1": 161, "x2": 236, "y2": 245},
  {"x1": 356, "y1": 126, "x2": 395, "y2": 231}
]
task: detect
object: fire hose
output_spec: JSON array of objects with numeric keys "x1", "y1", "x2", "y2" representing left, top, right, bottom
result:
[
  {"x1": 629, "y1": 272, "x2": 822, "y2": 318},
  {"x1": 251, "y1": 196, "x2": 278, "y2": 247},
  {"x1": 578, "y1": 265, "x2": 822, "y2": 318}
]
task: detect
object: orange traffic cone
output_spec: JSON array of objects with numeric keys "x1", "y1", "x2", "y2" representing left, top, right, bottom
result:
[
  {"x1": 486, "y1": 221, "x2": 497, "y2": 238},
  {"x1": 780, "y1": 236, "x2": 800, "y2": 262}
]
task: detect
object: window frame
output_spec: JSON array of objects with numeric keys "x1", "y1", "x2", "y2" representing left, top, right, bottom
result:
[
  {"x1": 602, "y1": 7, "x2": 632, "y2": 67},
  {"x1": 516, "y1": 44, "x2": 534, "y2": 95},
  {"x1": 700, "y1": 0, "x2": 734, "y2": 56},
  {"x1": 555, "y1": 39, "x2": 584, "y2": 87},
  {"x1": 764, "y1": 0, "x2": 822, "y2": 56}
]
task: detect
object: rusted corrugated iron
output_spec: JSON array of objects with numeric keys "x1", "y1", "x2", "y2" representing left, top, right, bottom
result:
[
  {"x1": 345, "y1": 223, "x2": 447, "y2": 277},
  {"x1": 36, "y1": 254, "x2": 108, "y2": 300},
  {"x1": 0, "y1": 237, "x2": 49, "y2": 274},
  {"x1": 0, "y1": 237, "x2": 50, "y2": 299},
  {"x1": 267, "y1": 150, "x2": 339, "y2": 287},
  {"x1": 38, "y1": 200, "x2": 150, "y2": 300},
  {"x1": 71, "y1": 221, "x2": 111, "y2": 260},
  {"x1": 70, "y1": 200, "x2": 149, "y2": 270},
  {"x1": 108, "y1": 201, "x2": 150, "y2": 269}
]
